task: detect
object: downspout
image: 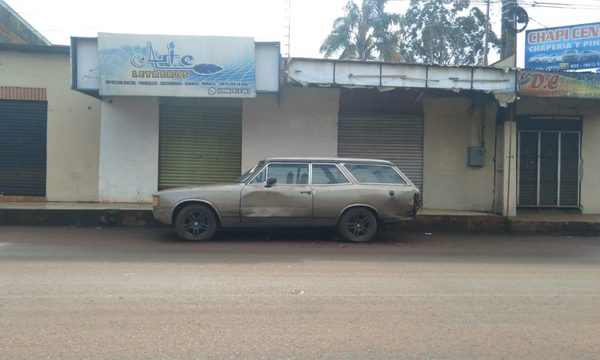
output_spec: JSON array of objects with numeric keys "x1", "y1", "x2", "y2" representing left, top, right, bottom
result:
[
  {"x1": 479, "y1": 103, "x2": 486, "y2": 149},
  {"x1": 492, "y1": 104, "x2": 498, "y2": 213},
  {"x1": 505, "y1": 110, "x2": 514, "y2": 217}
]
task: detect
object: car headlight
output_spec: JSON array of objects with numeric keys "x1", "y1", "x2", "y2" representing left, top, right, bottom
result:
[{"x1": 152, "y1": 195, "x2": 160, "y2": 208}]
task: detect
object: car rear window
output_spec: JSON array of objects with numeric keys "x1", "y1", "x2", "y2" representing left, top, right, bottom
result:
[
  {"x1": 312, "y1": 164, "x2": 350, "y2": 185},
  {"x1": 344, "y1": 164, "x2": 407, "y2": 184}
]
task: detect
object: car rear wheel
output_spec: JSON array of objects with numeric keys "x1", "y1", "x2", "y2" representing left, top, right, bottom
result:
[
  {"x1": 175, "y1": 204, "x2": 218, "y2": 241},
  {"x1": 338, "y1": 208, "x2": 378, "y2": 243}
]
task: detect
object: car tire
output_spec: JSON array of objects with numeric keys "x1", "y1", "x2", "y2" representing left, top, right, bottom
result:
[
  {"x1": 338, "y1": 208, "x2": 378, "y2": 243},
  {"x1": 175, "y1": 204, "x2": 218, "y2": 241}
]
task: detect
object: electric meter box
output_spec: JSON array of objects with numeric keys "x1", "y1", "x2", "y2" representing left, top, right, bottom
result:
[{"x1": 467, "y1": 147, "x2": 485, "y2": 167}]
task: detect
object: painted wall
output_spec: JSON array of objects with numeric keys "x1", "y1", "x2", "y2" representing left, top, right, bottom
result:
[
  {"x1": 0, "y1": 49, "x2": 101, "y2": 201},
  {"x1": 241, "y1": 87, "x2": 340, "y2": 171},
  {"x1": 582, "y1": 117, "x2": 600, "y2": 213},
  {"x1": 422, "y1": 97, "x2": 497, "y2": 211},
  {"x1": 518, "y1": 97, "x2": 600, "y2": 214},
  {"x1": 98, "y1": 97, "x2": 159, "y2": 203}
]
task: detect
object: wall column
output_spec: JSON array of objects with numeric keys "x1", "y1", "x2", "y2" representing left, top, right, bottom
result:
[
  {"x1": 502, "y1": 120, "x2": 517, "y2": 216},
  {"x1": 98, "y1": 97, "x2": 159, "y2": 203}
]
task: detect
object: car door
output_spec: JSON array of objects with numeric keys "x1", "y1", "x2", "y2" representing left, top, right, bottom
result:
[
  {"x1": 310, "y1": 163, "x2": 357, "y2": 226},
  {"x1": 240, "y1": 162, "x2": 313, "y2": 225}
]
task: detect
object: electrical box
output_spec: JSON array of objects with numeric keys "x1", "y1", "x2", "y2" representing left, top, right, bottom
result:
[{"x1": 467, "y1": 147, "x2": 485, "y2": 167}]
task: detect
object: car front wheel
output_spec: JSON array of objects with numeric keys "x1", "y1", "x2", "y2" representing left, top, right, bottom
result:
[
  {"x1": 338, "y1": 208, "x2": 378, "y2": 243},
  {"x1": 175, "y1": 204, "x2": 218, "y2": 241}
]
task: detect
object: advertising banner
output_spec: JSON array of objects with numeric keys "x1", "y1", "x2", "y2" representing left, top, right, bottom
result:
[
  {"x1": 519, "y1": 70, "x2": 600, "y2": 99},
  {"x1": 98, "y1": 33, "x2": 255, "y2": 97},
  {"x1": 525, "y1": 22, "x2": 600, "y2": 71}
]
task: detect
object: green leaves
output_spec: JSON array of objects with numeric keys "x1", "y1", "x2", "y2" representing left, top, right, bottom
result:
[
  {"x1": 400, "y1": 0, "x2": 500, "y2": 65},
  {"x1": 320, "y1": 0, "x2": 400, "y2": 61},
  {"x1": 321, "y1": 0, "x2": 500, "y2": 66}
]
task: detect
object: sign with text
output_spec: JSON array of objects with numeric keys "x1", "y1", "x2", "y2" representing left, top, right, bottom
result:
[
  {"x1": 519, "y1": 70, "x2": 600, "y2": 99},
  {"x1": 98, "y1": 33, "x2": 255, "y2": 97},
  {"x1": 525, "y1": 22, "x2": 600, "y2": 71}
]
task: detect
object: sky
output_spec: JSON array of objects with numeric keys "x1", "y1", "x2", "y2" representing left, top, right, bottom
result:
[{"x1": 6, "y1": 0, "x2": 600, "y2": 66}]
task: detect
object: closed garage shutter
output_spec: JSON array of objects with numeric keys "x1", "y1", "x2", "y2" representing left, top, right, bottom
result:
[
  {"x1": 158, "y1": 98, "x2": 242, "y2": 189},
  {"x1": 0, "y1": 100, "x2": 47, "y2": 196},
  {"x1": 338, "y1": 113, "x2": 424, "y2": 190}
]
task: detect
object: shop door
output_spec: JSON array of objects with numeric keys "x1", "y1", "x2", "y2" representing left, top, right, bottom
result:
[
  {"x1": 0, "y1": 100, "x2": 47, "y2": 196},
  {"x1": 158, "y1": 98, "x2": 242, "y2": 189},
  {"x1": 338, "y1": 113, "x2": 424, "y2": 190},
  {"x1": 518, "y1": 131, "x2": 580, "y2": 207}
]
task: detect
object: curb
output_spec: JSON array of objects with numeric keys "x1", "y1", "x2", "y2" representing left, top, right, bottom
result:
[
  {"x1": 508, "y1": 219, "x2": 600, "y2": 236},
  {"x1": 0, "y1": 209, "x2": 156, "y2": 227},
  {"x1": 1, "y1": 208, "x2": 600, "y2": 236}
]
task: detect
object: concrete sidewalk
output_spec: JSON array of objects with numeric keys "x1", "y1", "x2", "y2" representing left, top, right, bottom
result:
[
  {"x1": 1, "y1": 202, "x2": 600, "y2": 235},
  {"x1": 0, "y1": 202, "x2": 153, "y2": 227}
]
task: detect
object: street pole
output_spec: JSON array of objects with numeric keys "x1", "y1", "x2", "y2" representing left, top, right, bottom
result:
[
  {"x1": 501, "y1": 0, "x2": 518, "y2": 62},
  {"x1": 500, "y1": 0, "x2": 519, "y2": 217},
  {"x1": 483, "y1": 0, "x2": 490, "y2": 66}
]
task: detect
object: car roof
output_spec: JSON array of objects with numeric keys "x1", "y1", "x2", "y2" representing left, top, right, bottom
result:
[{"x1": 262, "y1": 157, "x2": 394, "y2": 165}]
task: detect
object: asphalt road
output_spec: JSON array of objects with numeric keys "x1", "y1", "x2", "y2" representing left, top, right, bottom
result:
[{"x1": 1, "y1": 226, "x2": 600, "y2": 359}]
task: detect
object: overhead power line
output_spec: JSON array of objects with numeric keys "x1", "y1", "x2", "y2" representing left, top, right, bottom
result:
[
  {"x1": 521, "y1": 0, "x2": 600, "y2": 10},
  {"x1": 528, "y1": 17, "x2": 549, "y2": 28}
]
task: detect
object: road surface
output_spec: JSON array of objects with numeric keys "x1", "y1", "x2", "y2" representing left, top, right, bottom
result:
[{"x1": 1, "y1": 226, "x2": 599, "y2": 359}]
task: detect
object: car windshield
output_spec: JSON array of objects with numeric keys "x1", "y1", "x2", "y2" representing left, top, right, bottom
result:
[{"x1": 236, "y1": 161, "x2": 265, "y2": 183}]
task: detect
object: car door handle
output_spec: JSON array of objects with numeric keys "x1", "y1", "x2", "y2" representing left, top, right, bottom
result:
[{"x1": 300, "y1": 190, "x2": 312, "y2": 195}]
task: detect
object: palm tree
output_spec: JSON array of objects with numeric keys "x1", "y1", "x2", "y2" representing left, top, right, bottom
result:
[{"x1": 320, "y1": 0, "x2": 400, "y2": 61}]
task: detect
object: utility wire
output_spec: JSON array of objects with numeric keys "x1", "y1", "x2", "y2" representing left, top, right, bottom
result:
[
  {"x1": 528, "y1": 17, "x2": 549, "y2": 28},
  {"x1": 521, "y1": 0, "x2": 600, "y2": 10}
]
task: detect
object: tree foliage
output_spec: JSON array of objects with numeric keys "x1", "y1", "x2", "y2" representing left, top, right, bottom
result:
[
  {"x1": 320, "y1": 0, "x2": 400, "y2": 61},
  {"x1": 399, "y1": 0, "x2": 500, "y2": 65}
]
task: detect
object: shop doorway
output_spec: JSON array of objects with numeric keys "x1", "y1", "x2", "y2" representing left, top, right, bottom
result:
[
  {"x1": 517, "y1": 118, "x2": 581, "y2": 208},
  {"x1": 337, "y1": 88, "x2": 424, "y2": 191},
  {"x1": 0, "y1": 99, "x2": 47, "y2": 197},
  {"x1": 158, "y1": 97, "x2": 242, "y2": 189}
]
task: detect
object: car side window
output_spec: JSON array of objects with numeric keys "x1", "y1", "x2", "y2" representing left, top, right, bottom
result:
[
  {"x1": 267, "y1": 163, "x2": 309, "y2": 185},
  {"x1": 344, "y1": 164, "x2": 407, "y2": 184},
  {"x1": 250, "y1": 168, "x2": 266, "y2": 184},
  {"x1": 312, "y1": 164, "x2": 350, "y2": 185}
]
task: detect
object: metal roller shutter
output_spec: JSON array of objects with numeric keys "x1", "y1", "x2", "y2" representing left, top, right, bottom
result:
[
  {"x1": 559, "y1": 132, "x2": 580, "y2": 207},
  {"x1": 338, "y1": 113, "x2": 424, "y2": 190},
  {"x1": 0, "y1": 100, "x2": 47, "y2": 196},
  {"x1": 158, "y1": 98, "x2": 242, "y2": 189}
]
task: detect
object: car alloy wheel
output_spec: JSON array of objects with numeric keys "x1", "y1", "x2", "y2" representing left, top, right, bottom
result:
[
  {"x1": 175, "y1": 204, "x2": 217, "y2": 241},
  {"x1": 338, "y1": 208, "x2": 377, "y2": 243}
]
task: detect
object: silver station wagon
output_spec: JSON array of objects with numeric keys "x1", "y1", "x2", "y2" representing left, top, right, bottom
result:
[{"x1": 152, "y1": 158, "x2": 421, "y2": 242}]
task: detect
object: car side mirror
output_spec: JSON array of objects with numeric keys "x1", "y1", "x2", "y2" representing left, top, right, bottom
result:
[{"x1": 265, "y1": 177, "x2": 277, "y2": 188}]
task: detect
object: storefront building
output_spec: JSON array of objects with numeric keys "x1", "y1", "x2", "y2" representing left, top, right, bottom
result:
[
  {"x1": 0, "y1": 43, "x2": 100, "y2": 202},
  {"x1": 72, "y1": 37, "x2": 516, "y2": 214},
  {"x1": 4, "y1": 32, "x2": 600, "y2": 218},
  {"x1": 514, "y1": 70, "x2": 600, "y2": 214}
]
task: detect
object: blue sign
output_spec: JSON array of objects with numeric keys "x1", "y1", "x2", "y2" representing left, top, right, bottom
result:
[
  {"x1": 525, "y1": 22, "x2": 600, "y2": 71},
  {"x1": 99, "y1": 33, "x2": 255, "y2": 98}
]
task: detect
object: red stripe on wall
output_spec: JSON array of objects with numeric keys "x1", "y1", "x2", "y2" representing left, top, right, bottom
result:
[{"x1": 0, "y1": 86, "x2": 46, "y2": 101}]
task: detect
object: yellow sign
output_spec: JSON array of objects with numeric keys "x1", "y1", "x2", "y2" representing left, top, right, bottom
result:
[{"x1": 519, "y1": 70, "x2": 600, "y2": 99}]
